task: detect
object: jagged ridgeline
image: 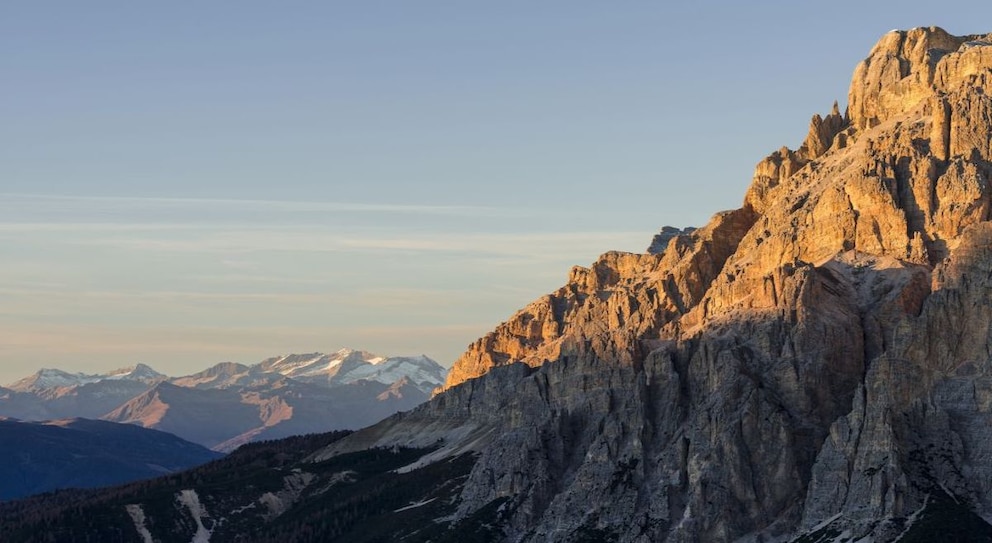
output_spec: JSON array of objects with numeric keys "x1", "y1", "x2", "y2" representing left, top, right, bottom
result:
[{"x1": 5, "y1": 26, "x2": 992, "y2": 542}]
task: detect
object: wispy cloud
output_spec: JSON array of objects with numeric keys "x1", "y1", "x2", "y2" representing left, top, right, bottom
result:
[
  {"x1": 0, "y1": 193, "x2": 656, "y2": 382},
  {"x1": 46, "y1": 228, "x2": 648, "y2": 258},
  {"x1": 0, "y1": 193, "x2": 515, "y2": 217},
  {"x1": 0, "y1": 282, "x2": 539, "y2": 317}
]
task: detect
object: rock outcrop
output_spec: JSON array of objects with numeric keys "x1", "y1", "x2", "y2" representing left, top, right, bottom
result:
[
  {"x1": 647, "y1": 226, "x2": 697, "y2": 254},
  {"x1": 321, "y1": 27, "x2": 992, "y2": 542}
]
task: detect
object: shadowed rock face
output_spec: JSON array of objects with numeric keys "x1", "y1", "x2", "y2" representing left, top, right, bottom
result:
[{"x1": 324, "y1": 27, "x2": 992, "y2": 542}]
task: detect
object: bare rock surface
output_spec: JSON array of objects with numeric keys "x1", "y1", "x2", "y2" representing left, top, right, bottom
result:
[{"x1": 318, "y1": 27, "x2": 992, "y2": 542}]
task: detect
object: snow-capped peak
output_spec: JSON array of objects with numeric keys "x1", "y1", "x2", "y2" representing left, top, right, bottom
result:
[
  {"x1": 249, "y1": 350, "x2": 447, "y2": 393},
  {"x1": 7, "y1": 364, "x2": 167, "y2": 392},
  {"x1": 104, "y1": 363, "x2": 166, "y2": 382},
  {"x1": 325, "y1": 355, "x2": 448, "y2": 393},
  {"x1": 260, "y1": 349, "x2": 384, "y2": 379},
  {"x1": 7, "y1": 368, "x2": 100, "y2": 391}
]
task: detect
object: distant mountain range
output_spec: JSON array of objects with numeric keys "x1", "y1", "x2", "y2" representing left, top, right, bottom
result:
[
  {"x1": 0, "y1": 349, "x2": 447, "y2": 451},
  {"x1": 0, "y1": 417, "x2": 222, "y2": 501}
]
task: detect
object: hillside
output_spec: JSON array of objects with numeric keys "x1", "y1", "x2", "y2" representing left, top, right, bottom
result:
[{"x1": 0, "y1": 418, "x2": 221, "y2": 501}]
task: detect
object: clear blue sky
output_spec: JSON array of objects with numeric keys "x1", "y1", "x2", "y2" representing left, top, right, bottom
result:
[{"x1": 1, "y1": 2, "x2": 988, "y2": 382}]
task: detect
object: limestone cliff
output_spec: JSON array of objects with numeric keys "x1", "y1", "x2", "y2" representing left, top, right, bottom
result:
[{"x1": 320, "y1": 27, "x2": 992, "y2": 542}]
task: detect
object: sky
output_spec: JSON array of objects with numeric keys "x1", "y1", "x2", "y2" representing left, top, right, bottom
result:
[{"x1": 1, "y1": 2, "x2": 989, "y2": 383}]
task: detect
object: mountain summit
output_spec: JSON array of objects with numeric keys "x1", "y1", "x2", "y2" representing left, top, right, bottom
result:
[
  {"x1": 6, "y1": 364, "x2": 165, "y2": 393},
  {"x1": 319, "y1": 27, "x2": 992, "y2": 542},
  {"x1": 5, "y1": 27, "x2": 992, "y2": 543}
]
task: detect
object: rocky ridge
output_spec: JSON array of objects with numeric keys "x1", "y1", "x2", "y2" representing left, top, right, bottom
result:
[
  {"x1": 321, "y1": 27, "x2": 992, "y2": 542},
  {"x1": 0, "y1": 350, "x2": 447, "y2": 451}
]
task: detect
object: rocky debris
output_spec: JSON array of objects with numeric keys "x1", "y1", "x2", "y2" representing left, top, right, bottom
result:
[
  {"x1": 318, "y1": 27, "x2": 992, "y2": 542},
  {"x1": 258, "y1": 471, "x2": 317, "y2": 520}
]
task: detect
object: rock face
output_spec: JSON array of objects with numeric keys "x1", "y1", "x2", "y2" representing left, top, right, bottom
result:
[
  {"x1": 647, "y1": 226, "x2": 697, "y2": 254},
  {"x1": 324, "y1": 27, "x2": 992, "y2": 542}
]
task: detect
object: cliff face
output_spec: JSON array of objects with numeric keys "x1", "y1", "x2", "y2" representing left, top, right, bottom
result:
[{"x1": 324, "y1": 27, "x2": 992, "y2": 542}]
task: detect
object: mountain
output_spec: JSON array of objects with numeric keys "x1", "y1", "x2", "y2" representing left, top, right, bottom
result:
[
  {"x1": 258, "y1": 350, "x2": 446, "y2": 394},
  {"x1": 104, "y1": 350, "x2": 445, "y2": 451},
  {"x1": 0, "y1": 349, "x2": 448, "y2": 451},
  {"x1": 0, "y1": 417, "x2": 221, "y2": 501},
  {"x1": 0, "y1": 364, "x2": 167, "y2": 421},
  {"x1": 7, "y1": 363, "x2": 166, "y2": 393},
  {"x1": 104, "y1": 372, "x2": 434, "y2": 451},
  {"x1": 5, "y1": 25, "x2": 992, "y2": 543},
  {"x1": 322, "y1": 27, "x2": 992, "y2": 541}
]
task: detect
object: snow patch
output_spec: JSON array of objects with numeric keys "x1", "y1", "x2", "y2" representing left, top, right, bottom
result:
[
  {"x1": 938, "y1": 483, "x2": 960, "y2": 504},
  {"x1": 229, "y1": 502, "x2": 257, "y2": 515},
  {"x1": 125, "y1": 504, "x2": 154, "y2": 543},
  {"x1": 892, "y1": 493, "x2": 930, "y2": 542},
  {"x1": 393, "y1": 497, "x2": 437, "y2": 512},
  {"x1": 809, "y1": 512, "x2": 843, "y2": 533},
  {"x1": 177, "y1": 489, "x2": 212, "y2": 543}
]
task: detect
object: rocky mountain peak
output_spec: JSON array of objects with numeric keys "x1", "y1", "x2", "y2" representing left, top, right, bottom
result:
[
  {"x1": 331, "y1": 27, "x2": 992, "y2": 542},
  {"x1": 848, "y1": 26, "x2": 992, "y2": 130}
]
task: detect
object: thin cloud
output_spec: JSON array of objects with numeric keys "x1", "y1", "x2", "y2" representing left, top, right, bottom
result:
[
  {"x1": 53, "y1": 228, "x2": 649, "y2": 258},
  {"x1": 0, "y1": 193, "x2": 512, "y2": 217}
]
